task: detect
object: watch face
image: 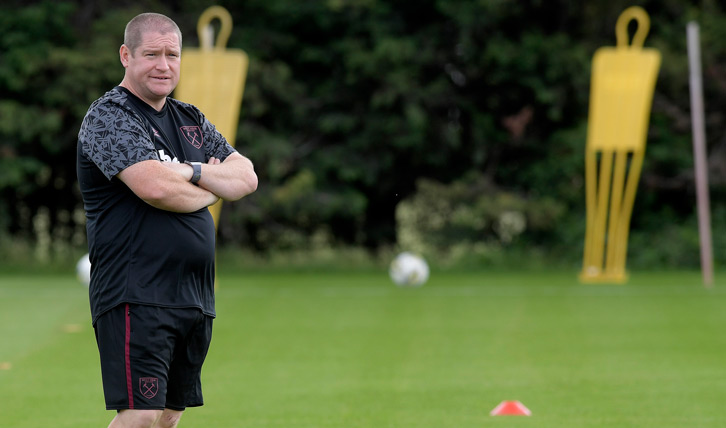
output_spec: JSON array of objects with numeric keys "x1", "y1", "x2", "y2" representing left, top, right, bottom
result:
[{"x1": 186, "y1": 161, "x2": 202, "y2": 183}]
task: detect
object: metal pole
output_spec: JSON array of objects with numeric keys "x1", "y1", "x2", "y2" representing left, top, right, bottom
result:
[{"x1": 687, "y1": 22, "x2": 714, "y2": 287}]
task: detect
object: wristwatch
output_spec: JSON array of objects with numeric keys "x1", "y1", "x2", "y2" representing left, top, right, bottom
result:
[{"x1": 184, "y1": 161, "x2": 202, "y2": 184}]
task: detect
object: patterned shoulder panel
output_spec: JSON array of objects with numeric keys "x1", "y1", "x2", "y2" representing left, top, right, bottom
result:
[{"x1": 79, "y1": 88, "x2": 159, "y2": 180}]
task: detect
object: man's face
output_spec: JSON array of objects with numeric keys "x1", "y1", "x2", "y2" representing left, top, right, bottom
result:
[{"x1": 120, "y1": 30, "x2": 181, "y2": 107}]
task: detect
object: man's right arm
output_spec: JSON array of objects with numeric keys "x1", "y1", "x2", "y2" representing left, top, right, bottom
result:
[{"x1": 118, "y1": 160, "x2": 219, "y2": 213}]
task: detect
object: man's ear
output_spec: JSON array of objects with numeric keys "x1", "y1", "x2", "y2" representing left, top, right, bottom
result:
[{"x1": 119, "y1": 44, "x2": 130, "y2": 68}]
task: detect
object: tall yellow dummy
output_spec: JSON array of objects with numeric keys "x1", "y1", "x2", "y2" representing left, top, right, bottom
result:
[
  {"x1": 174, "y1": 6, "x2": 250, "y2": 228},
  {"x1": 580, "y1": 7, "x2": 661, "y2": 283}
]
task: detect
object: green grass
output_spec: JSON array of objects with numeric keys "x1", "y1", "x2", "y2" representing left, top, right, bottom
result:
[{"x1": 2, "y1": 269, "x2": 726, "y2": 427}]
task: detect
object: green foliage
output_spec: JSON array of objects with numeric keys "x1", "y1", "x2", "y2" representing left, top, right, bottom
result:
[
  {"x1": 3, "y1": 0, "x2": 726, "y2": 269},
  {"x1": 223, "y1": 0, "x2": 599, "y2": 254},
  {"x1": 0, "y1": 1, "x2": 128, "y2": 249},
  {"x1": 395, "y1": 174, "x2": 567, "y2": 266}
]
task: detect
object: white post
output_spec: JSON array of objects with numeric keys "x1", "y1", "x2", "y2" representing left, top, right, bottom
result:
[{"x1": 687, "y1": 22, "x2": 714, "y2": 287}]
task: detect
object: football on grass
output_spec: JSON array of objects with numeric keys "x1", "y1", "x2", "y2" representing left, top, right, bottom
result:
[
  {"x1": 389, "y1": 252, "x2": 429, "y2": 287},
  {"x1": 76, "y1": 253, "x2": 91, "y2": 288}
]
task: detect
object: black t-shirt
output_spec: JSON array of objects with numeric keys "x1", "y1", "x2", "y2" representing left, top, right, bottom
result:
[{"x1": 77, "y1": 86, "x2": 236, "y2": 323}]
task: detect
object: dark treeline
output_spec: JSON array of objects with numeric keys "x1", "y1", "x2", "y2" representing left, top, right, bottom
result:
[{"x1": 1, "y1": 0, "x2": 725, "y2": 268}]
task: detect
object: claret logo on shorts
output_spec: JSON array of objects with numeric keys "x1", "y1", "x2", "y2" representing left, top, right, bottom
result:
[{"x1": 139, "y1": 377, "x2": 159, "y2": 399}]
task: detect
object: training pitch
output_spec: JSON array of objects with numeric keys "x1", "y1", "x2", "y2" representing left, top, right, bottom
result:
[{"x1": 1, "y1": 269, "x2": 726, "y2": 427}]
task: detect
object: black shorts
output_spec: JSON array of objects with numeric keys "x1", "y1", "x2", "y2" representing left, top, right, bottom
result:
[{"x1": 94, "y1": 303, "x2": 213, "y2": 411}]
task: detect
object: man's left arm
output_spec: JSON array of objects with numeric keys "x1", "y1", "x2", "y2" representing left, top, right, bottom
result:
[{"x1": 197, "y1": 152, "x2": 258, "y2": 201}]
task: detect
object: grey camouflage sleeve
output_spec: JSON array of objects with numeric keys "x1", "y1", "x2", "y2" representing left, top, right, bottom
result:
[
  {"x1": 79, "y1": 102, "x2": 159, "y2": 180},
  {"x1": 198, "y1": 110, "x2": 237, "y2": 161}
]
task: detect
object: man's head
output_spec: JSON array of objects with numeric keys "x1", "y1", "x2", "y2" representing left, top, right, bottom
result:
[
  {"x1": 119, "y1": 13, "x2": 182, "y2": 110},
  {"x1": 124, "y1": 13, "x2": 182, "y2": 55}
]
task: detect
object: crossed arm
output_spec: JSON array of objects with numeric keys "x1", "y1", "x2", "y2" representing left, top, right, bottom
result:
[{"x1": 117, "y1": 152, "x2": 258, "y2": 213}]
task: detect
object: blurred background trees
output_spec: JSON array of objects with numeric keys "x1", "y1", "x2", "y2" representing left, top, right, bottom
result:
[{"x1": 1, "y1": 0, "x2": 725, "y2": 269}]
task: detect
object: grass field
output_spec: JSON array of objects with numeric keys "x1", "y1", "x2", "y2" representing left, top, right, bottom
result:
[{"x1": 2, "y1": 268, "x2": 726, "y2": 427}]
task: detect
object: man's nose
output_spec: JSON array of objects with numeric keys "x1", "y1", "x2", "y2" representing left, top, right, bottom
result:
[{"x1": 156, "y1": 56, "x2": 169, "y2": 70}]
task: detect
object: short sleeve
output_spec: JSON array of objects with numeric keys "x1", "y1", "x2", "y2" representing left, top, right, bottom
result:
[
  {"x1": 197, "y1": 110, "x2": 237, "y2": 161},
  {"x1": 79, "y1": 101, "x2": 159, "y2": 180}
]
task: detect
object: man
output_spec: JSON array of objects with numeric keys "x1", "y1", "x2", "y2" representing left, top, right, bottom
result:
[{"x1": 77, "y1": 12, "x2": 257, "y2": 428}]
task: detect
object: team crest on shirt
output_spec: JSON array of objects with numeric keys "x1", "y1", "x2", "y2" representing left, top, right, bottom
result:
[
  {"x1": 140, "y1": 377, "x2": 159, "y2": 399},
  {"x1": 180, "y1": 126, "x2": 203, "y2": 149}
]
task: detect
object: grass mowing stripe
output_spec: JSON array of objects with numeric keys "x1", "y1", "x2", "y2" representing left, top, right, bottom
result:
[{"x1": 0, "y1": 275, "x2": 89, "y2": 362}]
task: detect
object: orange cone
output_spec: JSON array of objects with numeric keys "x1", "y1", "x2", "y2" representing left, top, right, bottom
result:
[{"x1": 490, "y1": 400, "x2": 532, "y2": 416}]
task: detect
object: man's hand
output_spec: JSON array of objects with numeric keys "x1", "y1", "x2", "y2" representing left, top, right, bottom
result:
[{"x1": 195, "y1": 153, "x2": 258, "y2": 201}]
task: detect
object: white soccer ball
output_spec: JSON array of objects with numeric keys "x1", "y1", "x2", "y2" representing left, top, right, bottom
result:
[
  {"x1": 389, "y1": 252, "x2": 429, "y2": 287},
  {"x1": 76, "y1": 253, "x2": 91, "y2": 288}
]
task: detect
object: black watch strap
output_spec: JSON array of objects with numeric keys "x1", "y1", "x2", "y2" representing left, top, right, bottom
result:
[{"x1": 184, "y1": 161, "x2": 202, "y2": 184}]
